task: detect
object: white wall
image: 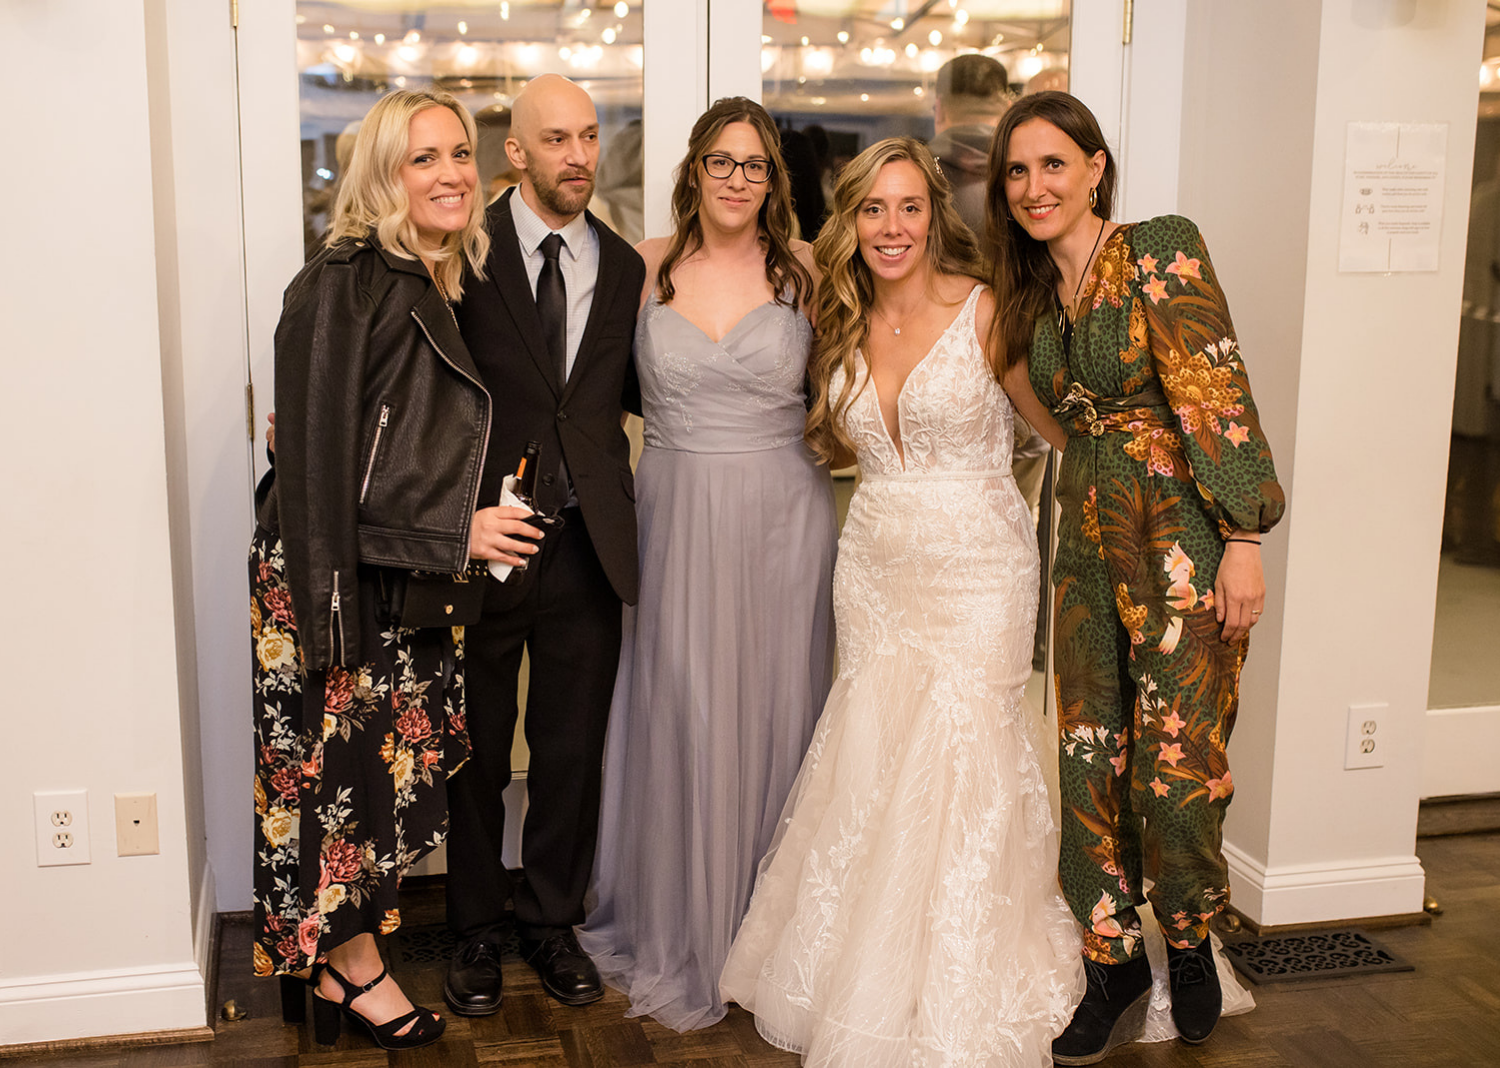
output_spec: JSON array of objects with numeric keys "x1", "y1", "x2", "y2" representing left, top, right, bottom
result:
[
  {"x1": 1180, "y1": 0, "x2": 1485, "y2": 926},
  {"x1": 0, "y1": 0, "x2": 207, "y2": 1044}
]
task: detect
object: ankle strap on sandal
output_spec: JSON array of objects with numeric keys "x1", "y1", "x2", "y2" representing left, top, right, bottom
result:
[{"x1": 325, "y1": 962, "x2": 390, "y2": 1004}]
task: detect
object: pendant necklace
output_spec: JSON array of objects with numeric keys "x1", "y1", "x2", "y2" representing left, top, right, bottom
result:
[
  {"x1": 430, "y1": 265, "x2": 461, "y2": 329},
  {"x1": 872, "y1": 306, "x2": 906, "y2": 337},
  {"x1": 1057, "y1": 214, "x2": 1108, "y2": 351}
]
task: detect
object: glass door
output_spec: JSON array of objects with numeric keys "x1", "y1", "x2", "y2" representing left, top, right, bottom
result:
[
  {"x1": 1426, "y1": 10, "x2": 1500, "y2": 797},
  {"x1": 291, "y1": 2, "x2": 647, "y2": 249},
  {"x1": 233, "y1": 0, "x2": 1113, "y2": 847}
]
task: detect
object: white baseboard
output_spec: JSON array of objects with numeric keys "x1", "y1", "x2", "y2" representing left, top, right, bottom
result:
[
  {"x1": 194, "y1": 862, "x2": 217, "y2": 978},
  {"x1": 1423, "y1": 704, "x2": 1500, "y2": 798},
  {"x1": 0, "y1": 963, "x2": 206, "y2": 1046},
  {"x1": 1223, "y1": 840, "x2": 1427, "y2": 928}
]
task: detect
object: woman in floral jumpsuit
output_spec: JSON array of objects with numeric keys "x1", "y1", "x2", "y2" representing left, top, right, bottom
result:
[{"x1": 985, "y1": 92, "x2": 1285, "y2": 1063}]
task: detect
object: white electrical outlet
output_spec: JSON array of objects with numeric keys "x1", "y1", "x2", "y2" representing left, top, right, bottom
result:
[
  {"x1": 35, "y1": 790, "x2": 91, "y2": 866},
  {"x1": 115, "y1": 792, "x2": 160, "y2": 857},
  {"x1": 1344, "y1": 703, "x2": 1387, "y2": 770}
]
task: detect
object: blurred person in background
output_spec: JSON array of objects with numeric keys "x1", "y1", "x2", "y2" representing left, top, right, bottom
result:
[{"x1": 928, "y1": 53, "x2": 1011, "y2": 239}]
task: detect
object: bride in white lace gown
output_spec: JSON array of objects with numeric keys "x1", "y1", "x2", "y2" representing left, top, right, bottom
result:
[{"x1": 720, "y1": 139, "x2": 1085, "y2": 1067}]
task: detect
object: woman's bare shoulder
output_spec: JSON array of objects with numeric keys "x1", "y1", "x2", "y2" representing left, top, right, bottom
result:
[
  {"x1": 635, "y1": 236, "x2": 672, "y2": 306},
  {"x1": 635, "y1": 236, "x2": 671, "y2": 275}
]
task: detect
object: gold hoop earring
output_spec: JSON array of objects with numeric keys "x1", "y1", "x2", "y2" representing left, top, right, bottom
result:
[{"x1": 1089, "y1": 186, "x2": 1098, "y2": 209}]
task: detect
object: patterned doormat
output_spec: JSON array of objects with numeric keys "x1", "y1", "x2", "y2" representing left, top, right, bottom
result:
[
  {"x1": 388, "y1": 922, "x2": 521, "y2": 965},
  {"x1": 1222, "y1": 929, "x2": 1413, "y2": 985}
]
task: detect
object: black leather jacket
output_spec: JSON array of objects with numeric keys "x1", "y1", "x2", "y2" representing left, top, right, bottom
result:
[{"x1": 258, "y1": 236, "x2": 491, "y2": 670}]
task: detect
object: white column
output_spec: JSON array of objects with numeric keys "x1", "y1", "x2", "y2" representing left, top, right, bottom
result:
[
  {"x1": 643, "y1": 0, "x2": 710, "y2": 238},
  {"x1": 1177, "y1": 0, "x2": 1486, "y2": 926}
]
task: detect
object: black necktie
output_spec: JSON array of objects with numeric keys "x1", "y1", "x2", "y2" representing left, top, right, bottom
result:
[{"x1": 537, "y1": 232, "x2": 568, "y2": 389}]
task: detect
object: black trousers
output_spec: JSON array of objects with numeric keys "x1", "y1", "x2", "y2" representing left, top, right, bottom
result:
[{"x1": 445, "y1": 508, "x2": 622, "y2": 941}]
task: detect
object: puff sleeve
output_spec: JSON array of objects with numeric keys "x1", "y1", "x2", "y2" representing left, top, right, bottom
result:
[{"x1": 1134, "y1": 215, "x2": 1285, "y2": 535}]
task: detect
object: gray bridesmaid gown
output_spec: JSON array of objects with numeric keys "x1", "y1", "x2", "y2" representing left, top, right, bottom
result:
[{"x1": 578, "y1": 292, "x2": 838, "y2": 1032}]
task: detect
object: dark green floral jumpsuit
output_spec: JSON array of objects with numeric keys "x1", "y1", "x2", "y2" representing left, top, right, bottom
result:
[{"x1": 1029, "y1": 215, "x2": 1285, "y2": 964}]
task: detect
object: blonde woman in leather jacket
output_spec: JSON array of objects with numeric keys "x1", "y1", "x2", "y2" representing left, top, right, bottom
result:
[{"x1": 248, "y1": 89, "x2": 518, "y2": 1052}]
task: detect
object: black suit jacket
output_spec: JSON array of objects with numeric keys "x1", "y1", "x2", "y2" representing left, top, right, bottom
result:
[{"x1": 457, "y1": 187, "x2": 645, "y2": 606}]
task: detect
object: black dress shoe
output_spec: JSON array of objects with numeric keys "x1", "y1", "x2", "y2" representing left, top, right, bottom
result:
[
  {"x1": 1052, "y1": 954, "x2": 1152, "y2": 1065},
  {"x1": 1166, "y1": 939, "x2": 1222, "y2": 1044},
  {"x1": 518, "y1": 930, "x2": 603, "y2": 1006},
  {"x1": 444, "y1": 937, "x2": 503, "y2": 1016}
]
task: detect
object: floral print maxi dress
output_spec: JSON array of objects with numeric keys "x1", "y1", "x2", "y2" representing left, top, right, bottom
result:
[
  {"x1": 1029, "y1": 215, "x2": 1285, "y2": 966},
  {"x1": 250, "y1": 527, "x2": 470, "y2": 976}
]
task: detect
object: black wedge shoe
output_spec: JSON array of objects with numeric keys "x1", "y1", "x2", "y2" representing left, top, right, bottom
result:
[
  {"x1": 311, "y1": 962, "x2": 446, "y2": 1050},
  {"x1": 1166, "y1": 939, "x2": 1222, "y2": 1044},
  {"x1": 1051, "y1": 954, "x2": 1153, "y2": 1065}
]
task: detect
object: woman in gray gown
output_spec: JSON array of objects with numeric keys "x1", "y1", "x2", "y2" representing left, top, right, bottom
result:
[{"x1": 578, "y1": 98, "x2": 837, "y2": 1032}]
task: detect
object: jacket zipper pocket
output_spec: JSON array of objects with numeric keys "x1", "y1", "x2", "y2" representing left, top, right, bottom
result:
[
  {"x1": 359, "y1": 404, "x2": 391, "y2": 504},
  {"x1": 329, "y1": 570, "x2": 345, "y2": 664}
]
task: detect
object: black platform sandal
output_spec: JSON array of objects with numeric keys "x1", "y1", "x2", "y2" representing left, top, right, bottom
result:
[{"x1": 311, "y1": 962, "x2": 445, "y2": 1050}]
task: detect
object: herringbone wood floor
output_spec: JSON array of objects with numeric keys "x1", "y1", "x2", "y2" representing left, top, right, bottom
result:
[{"x1": 13, "y1": 831, "x2": 1500, "y2": 1067}]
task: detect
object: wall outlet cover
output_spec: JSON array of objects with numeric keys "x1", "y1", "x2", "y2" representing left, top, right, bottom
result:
[
  {"x1": 115, "y1": 792, "x2": 160, "y2": 857},
  {"x1": 35, "y1": 790, "x2": 90, "y2": 866},
  {"x1": 1345, "y1": 702, "x2": 1387, "y2": 771}
]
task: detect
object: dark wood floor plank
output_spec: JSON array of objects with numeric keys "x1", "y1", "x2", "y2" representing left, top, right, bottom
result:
[
  {"x1": 573, "y1": 1022, "x2": 657, "y2": 1066},
  {"x1": 473, "y1": 1035, "x2": 567, "y2": 1064},
  {"x1": 640, "y1": 1021, "x2": 741, "y2": 1063}
]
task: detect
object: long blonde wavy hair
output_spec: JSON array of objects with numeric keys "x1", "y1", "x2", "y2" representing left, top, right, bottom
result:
[
  {"x1": 327, "y1": 89, "x2": 490, "y2": 300},
  {"x1": 805, "y1": 137, "x2": 987, "y2": 463}
]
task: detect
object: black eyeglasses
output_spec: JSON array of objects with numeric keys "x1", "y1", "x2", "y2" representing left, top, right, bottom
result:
[{"x1": 701, "y1": 154, "x2": 773, "y2": 183}]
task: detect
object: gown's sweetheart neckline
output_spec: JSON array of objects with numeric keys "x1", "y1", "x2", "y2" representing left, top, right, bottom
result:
[
  {"x1": 656, "y1": 297, "x2": 785, "y2": 347},
  {"x1": 859, "y1": 285, "x2": 982, "y2": 471}
]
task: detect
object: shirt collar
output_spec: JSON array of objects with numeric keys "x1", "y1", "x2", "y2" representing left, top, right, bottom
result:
[{"x1": 510, "y1": 186, "x2": 590, "y2": 259}]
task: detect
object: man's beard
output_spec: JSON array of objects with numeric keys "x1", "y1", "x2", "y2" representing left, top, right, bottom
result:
[{"x1": 531, "y1": 164, "x2": 595, "y2": 218}]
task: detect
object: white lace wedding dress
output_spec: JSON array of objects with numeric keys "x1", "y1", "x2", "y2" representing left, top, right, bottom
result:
[{"x1": 720, "y1": 287, "x2": 1085, "y2": 1067}]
